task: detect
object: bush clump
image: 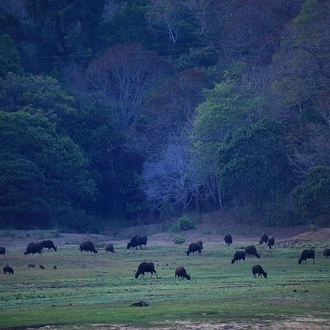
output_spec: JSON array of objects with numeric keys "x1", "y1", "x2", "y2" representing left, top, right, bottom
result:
[
  {"x1": 173, "y1": 235, "x2": 185, "y2": 244},
  {"x1": 169, "y1": 216, "x2": 196, "y2": 232}
]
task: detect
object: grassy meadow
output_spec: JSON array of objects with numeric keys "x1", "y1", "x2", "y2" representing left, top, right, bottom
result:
[{"x1": 0, "y1": 236, "x2": 330, "y2": 329}]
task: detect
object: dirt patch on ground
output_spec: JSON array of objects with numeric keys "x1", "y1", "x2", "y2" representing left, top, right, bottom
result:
[{"x1": 17, "y1": 317, "x2": 330, "y2": 330}]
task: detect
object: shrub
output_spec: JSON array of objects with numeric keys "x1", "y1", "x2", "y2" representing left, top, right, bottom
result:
[{"x1": 173, "y1": 235, "x2": 185, "y2": 244}]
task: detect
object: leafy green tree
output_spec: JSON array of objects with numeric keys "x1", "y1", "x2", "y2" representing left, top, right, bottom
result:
[
  {"x1": 101, "y1": 1, "x2": 150, "y2": 46},
  {"x1": 218, "y1": 118, "x2": 293, "y2": 209},
  {"x1": 0, "y1": 34, "x2": 23, "y2": 77},
  {"x1": 0, "y1": 111, "x2": 96, "y2": 229},
  {"x1": 291, "y1": 166, "x2": 330, "y2": 222},
  {"x1": 22, "y1": 0, "x2": 105, "y2": 72},
  {"x1": 0, "y1": 158, "x2": 50, "y2": 229},
  {"x1": 0, "y1": 73, "x2": 76, "y2": 133}
]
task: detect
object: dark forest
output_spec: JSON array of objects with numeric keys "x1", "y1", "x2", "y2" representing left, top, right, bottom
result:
[{"x1": 1, "y1": 0, "x2": 329, "y2": 231}]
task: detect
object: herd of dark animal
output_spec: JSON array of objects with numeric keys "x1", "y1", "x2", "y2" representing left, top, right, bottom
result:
[{"x1": 2, "y1": 232, "x2": 330, "y2": 279}]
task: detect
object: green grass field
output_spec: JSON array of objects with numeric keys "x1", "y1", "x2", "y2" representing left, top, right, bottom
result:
[{"x1": 1, "y1": 241, "x2": 330, "y2": 329}]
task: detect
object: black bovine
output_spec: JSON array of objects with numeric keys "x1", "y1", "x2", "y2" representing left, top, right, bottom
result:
[
  {"x1": 127, "y1": 235, "x2": 148, "y2": 250},
  {"x1": 79, "y1": 240, "x2": 98, "y2": 253},
  {"x1": 105, "y1": 243, "x2": 115, "y2": 253},
  {"x1": 135, "y1": 262, "x2": 158, "y2": 279},
  {"x1": 224, "y1": 234, "x2": 233, "y2": 246},
  {"x1": 258, "y1": 233, "x2": 268, "y2": 244},
  {"x1": 0, "y1": 246, "x2": 5, "y2": 254},
  {"x1": 267, "y1": 236, "x2": 275, "y2": 249},
  {"x1": 186, "y1": 242, "x2": 203, "y2": 256},
  {"x1": 298, "y1": 249, "x2": 315, "y2": 264},
  {"x1": 252, "y1": 264, "x2": 267, "y2": 278},
  {"x1": 231, "y1": 250, "x2": 246, "y2": 264},
  {"x1": 323, "y1": 248, "x2": 330, "y2": 258},
  {"x1": 175, "y1": 266, "x2": 191, "y2": 280},
  {"x1": 24, "y1": 242, "x2": 43, "y2": 255},
  {"x1": 3, "y1": 265, "x2": 14, "y2": 275},
  {"x1": 39, "y1": 240, "x2": 57, "y2": 251},
  {"x1": 245, "y1": 245, "x2": 260, "y2": 258}
]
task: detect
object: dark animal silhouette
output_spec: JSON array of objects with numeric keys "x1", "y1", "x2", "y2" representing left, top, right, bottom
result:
[
  {"x1": 135, "y1": 262, "x2": 158, "y2": 279},
  {"x1": 186, "y1": 242, "x2": 203, "y2": 256},
  {"x1": 3, "y1": 265, "x2": 14, "y2": 274},
  {"x1": 24, "y1": 242, "x2": 43, "y2": 255},
  {"x1": 127, "y1": 235, "x2": 148, "y2": 250},
  {"x1": 39, "y1": 240, "x2": 57, "y2": 251},
  {"x1": 298, "y1": 249, "x2": 315, "y2": 264},
  {"x1": 224, "y1": 234, "x2": 233, "y2": 246},
  {"x1": 79, "y1": 240, "x2": 98, "y2": 253},
  {"x1": 231, "y1": 250, "x2": 246, "y2": 264},
  {"x1": 130, "y1": 300, "x2": 149, "y2": 307},
  {"x1": 39, "y1": 265, "x2": 45, "y2": 269},
  {"x1": 252, "y1": 264, "x2": 267, "y2": 278},
  {"x1": 105, "y1": 243, "x2": 115, "y2": 253},
  {"x1": 28, "y1": 264, "x2": 36, "y2": 268},
  {"x1": 0, "y1": 246, "x2": 5, "y2": 254},
  {"x1": 259, "y1": 233, "x2": 268, "y2": 244},
  {"x1": 195, "y1": 239, "x2": 203, "y2": 248},
  {"x1": 323, "y1": 248, "x2": 330, "y2": 258},
  {"x1": 53, "y1": 265, "x2": 57, "y2": 270},
  {"x1": 175, "y1": 266, "x2": 191, "y2": 280},
  {"x1": 267, "y1": 236, "x2": 275, "y2": 249},
  {"x1": 245, "y1": 245, "x2": 260, "y2": 258}
]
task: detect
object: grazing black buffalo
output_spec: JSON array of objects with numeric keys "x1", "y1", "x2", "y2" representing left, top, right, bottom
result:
[
  {"x1": 175, "y1": 266, "x2": 191, "y2": 280},
  {"x1": 39, "y1": 265, "x2": 45, "y2": 269},
  {"x1": 323, "y1": 248, "x2": 330, "y2": 258},
  {"x1": 186, "y1": 242, "x2": 203, "y2": 256},
  {"x1": 3, "y1": 265, "x2": 14, "y2": 275},
  {"x1": 231, "y1": 250, "x2": 246, "y2": 264},
  {"x1": 28, "y1": 264, "x2": 36, "y2": 268},
  {"x1": 24, "y1": 242, "x2": 43, "y2": 255},
  {"x1": 298, "y1": 249, "x2": 315, "y2": 264},
  {"x1": 79, "y1": 240, "x2": 98, "y2": 253},
  {"x1": 39, "y1": 240, "x2": 57, "y2": 251},
  {"x1": 135, "y1": 262, "x2": 158, "y2": 279},
  {"x1": 259, "y1": 233, "x2": 268, "y2": 244},
  {"x1": 267, "y1": 236, "x2": 275, "y2": 249},
  {"x1": 252, "y1": 264, "x2": 267, "y2": 278},
  {"x1": 0, "y1": 246, "x2": 5, "y2": 254},
  {"x1": 195, "y1": 239, "x2": 203, "y2": 248},
  {"x1": 127, "y1": 234, "x2": 148, "y2": 250},
  {"x1": 245, "y1": 245, "x2": 260, "y2": 258},
  {"x1": 224, "y1": 234, "x2": 233, "y2": 246},
  {"x1": 105, "y1": 243, "x2": 115, "y2": 253}
]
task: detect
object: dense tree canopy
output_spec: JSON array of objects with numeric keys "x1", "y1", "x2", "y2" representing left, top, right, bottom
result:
[{"x1": 1, "y1": 0, "x2": 330, "y2": 230}]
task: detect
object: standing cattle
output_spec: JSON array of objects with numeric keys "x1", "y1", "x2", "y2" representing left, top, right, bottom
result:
[
  {"x1": 175, "y1": 266, "x2": 191, "y2": 280},
  {"x1": 231, "y1": 250, "x2": 246, "y2": 264},
  {"x1": 3, "y1": 265, "x2": 14, "y2": 275},
  {"x1": 24, "y1": 242, "x2": 43, "y2": 255},
  {"x1": 252, "y1": 264, "x2": 267, "y2": 278},
  {"x1": 323, "y1": 248, "x2": 330, "y2": 258},
  {"x1": 259, "y1": 233, "x2": 268, "y2": 244},
  {"x1": 0, "y1": 246, "x2": 5, "y2": 254},
  {"x1": 298, "y1": 249, "x2": 315, "y2": 264},
  {"x1": 245, "y1": 245, "x2": 260, "y2": 258},
  {"x1": 105, "y1": 243, "x2": 115, "y2": 253},
  {"x1": 224, "y1": 234, "x2": 233, "y2": 246},
  {"x1": 186, "y1": 242, "x2": 203, "y2": 256},
  {"x1": 79, "y1": 240, "x2": 98, "y2": 253},
  {"x1": 127, "y1": 235, "x2": 148, "y2": 250},
  {"x1": 267, "y1": 236, "x2": 275, "y2": 249},
  {"x1": 39, "y1": 240, "x2": 57, "y2": 251},
  {"x1": 135, "y1": 262, "x2": 158, "y2": 279}
]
